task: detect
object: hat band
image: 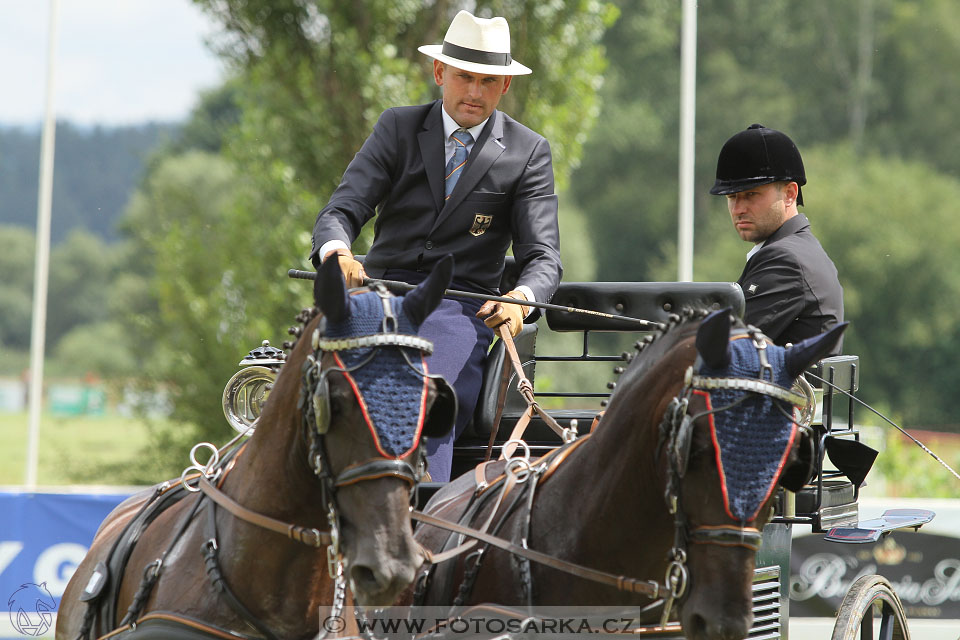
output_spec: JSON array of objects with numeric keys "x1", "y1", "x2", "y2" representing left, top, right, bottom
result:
[{"x1": 442, "y1": 41, "x2": 512, "y2": 67}]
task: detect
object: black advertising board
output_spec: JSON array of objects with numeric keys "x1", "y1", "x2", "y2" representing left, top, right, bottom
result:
[{"x1": 790, "y1": 530, "x2": 960, "y2": 619}]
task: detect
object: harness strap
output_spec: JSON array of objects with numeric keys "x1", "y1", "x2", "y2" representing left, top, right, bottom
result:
[
  {"x1": 426, "y1": 470, "x2": 522, "y2": 565},
  {"x1": 688, "y1": 525, "x2": 763, "y2": 550},
  {"x1": 495, "y1": 326, "x2": 568, "y2": 460},
  {"x1": 482, "y1": 353, "x2": 514, "y2": 463},
  {"x1": 119, "y1": 492, "x2": 206, "y2": 628},
  {"x1": 202, "y1": 501, "x2": 281, "y2": 640},
  {"x1": 97, "y1": 611, "x2": 261, "y2": 640},
  {"x1": 334, "y1": 457, "x2": 418, "y2": 487},
  {"x1": 473, "y1": 434, "x2": 592, "y2": 498},
  {"x1": 537, "y1": 435, "x2": 591, "y2": 484},
  {"x1": 413, "y1": 510, "x2": 663, "y2": 598},
  {"x1": 198, "y1": 477, "x2": 330, "y2": 547}
]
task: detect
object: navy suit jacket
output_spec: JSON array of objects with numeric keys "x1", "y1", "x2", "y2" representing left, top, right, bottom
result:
[
  {"x1": 310, "y1": 100, "x2": 562, "y2": 302},
  {"x1": 738, "y1": 213, "x2": 844, "y2": 354}
]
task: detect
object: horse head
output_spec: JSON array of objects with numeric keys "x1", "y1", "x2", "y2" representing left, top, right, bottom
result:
[
  {"x1": 662, "y1": 309, "x2": 845, "y2": 639},
  {"x1": 293, "y1": 255, "x2": 457, "y2": 605}
]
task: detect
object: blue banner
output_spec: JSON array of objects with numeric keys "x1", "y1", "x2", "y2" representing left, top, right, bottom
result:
[{"x1": 0, "y1": 490, "x2": 133, "y2": 638}]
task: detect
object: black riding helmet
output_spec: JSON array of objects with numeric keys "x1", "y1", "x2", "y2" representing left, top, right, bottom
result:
[{"x1": 710, "y1": 124, "x2": 806, "y2": 206}]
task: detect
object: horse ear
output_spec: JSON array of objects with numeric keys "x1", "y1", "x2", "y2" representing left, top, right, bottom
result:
[
  {"x1": 422, "y1": 376, "x2": 458, "y2": 439},
  {"x1": 784, "y1": 322, "x2": 848, "y2": 379},
  {"x1": 403, "y1": 255, "x2": 454, "y2": 326},
  {"x1": 315, "y1": 256, "x2": 349, "y2": 323},
  {"x1": 696, "y1": 308, "x2": 733, "y2": 369}
]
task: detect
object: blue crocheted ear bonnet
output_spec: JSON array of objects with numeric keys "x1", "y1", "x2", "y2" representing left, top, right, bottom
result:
[
  {"x1": 697, "y1": 336, "x2": 798, "y2": 522},
  {"x1": 323, "y1": 290, "x2": 431, "y2": 459}
]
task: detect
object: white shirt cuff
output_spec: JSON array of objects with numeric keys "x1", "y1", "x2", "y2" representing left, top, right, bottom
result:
[
  {"x1": 318, "y1": 240, "x2": 350, "y2": 262},
  {"x1": 514, "y1": 285, "x2": 535, "y2": 317}
]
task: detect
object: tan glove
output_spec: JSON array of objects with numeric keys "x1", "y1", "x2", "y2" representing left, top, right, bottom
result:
[
  {"x1": 477, "y1": 290, "x2": 529, "y2": 337},
  {"x1": 325, "y1": 249, "x2": 367, "y2": 289}
]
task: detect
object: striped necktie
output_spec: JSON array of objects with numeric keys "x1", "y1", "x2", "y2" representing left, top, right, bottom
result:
[{"x1": 445, "y1": 128, "x2": 473, "y2": 200}]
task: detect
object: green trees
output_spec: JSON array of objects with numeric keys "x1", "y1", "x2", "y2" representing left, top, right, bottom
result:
[
  {"x1": 0, "y1": 227, "x2": 130, "y2": 373},
  {"x1": 0, "y1": 124, "x2": 176, "y2": 242}
]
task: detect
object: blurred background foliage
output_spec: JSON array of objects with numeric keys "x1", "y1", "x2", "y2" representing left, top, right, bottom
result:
[{"x1": 4, "y1": 0, "x2": 960, "y2": 487}]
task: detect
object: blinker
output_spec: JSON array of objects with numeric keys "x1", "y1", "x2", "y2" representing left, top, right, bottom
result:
[
  {"x1": 673, "y1": 414, "x2": 695, "y2": 478},
  {"x1": 313, "y1": 370, "x2": 331, "y2": 434}
]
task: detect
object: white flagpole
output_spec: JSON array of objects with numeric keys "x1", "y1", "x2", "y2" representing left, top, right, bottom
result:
[
  {"x1": 677, "y1": 0, "x2": 698, "y2": 282},
  {"x1": 25, "y1": 0, "x2": 61, "y2": 489}
]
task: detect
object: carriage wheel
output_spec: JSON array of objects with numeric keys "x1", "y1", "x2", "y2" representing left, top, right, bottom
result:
[{"x1": 830, "y1": 574, "x2": 910, "y2": 640}]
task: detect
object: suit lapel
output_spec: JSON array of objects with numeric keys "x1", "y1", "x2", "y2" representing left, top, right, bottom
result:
[
  {"x1": 418, "y1": 101, "x2": 445, "y2": 213},
  {"x1": 431, "y1": 110, "x2": 505, "y2": 233},
  {"x1": 739, "y1": 214, "x2": 810, "y2": 282}
]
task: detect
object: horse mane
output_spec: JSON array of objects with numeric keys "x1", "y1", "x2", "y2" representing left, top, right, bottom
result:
[
  {"x1": 609, "y1": 307, "x2": 713, "y2": 391},
  {"x1": 281, "y1": 306, "x2": 321, "y2": 354}
]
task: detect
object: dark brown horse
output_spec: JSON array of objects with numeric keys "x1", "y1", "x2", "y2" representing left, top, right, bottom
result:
[
  {"x1": 412, "y1": 309, "x2": 845, "y2": 640},
  {"x1": 57, "y1": 256, "x2": 458, "y2": 639}
]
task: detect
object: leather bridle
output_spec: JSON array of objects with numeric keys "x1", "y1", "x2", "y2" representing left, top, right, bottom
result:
[
  {"x1": 656, "y1": 327, "x2": 808, "y2": 617},
  {"x1": 195, "y1": 284, "x2": 440, "y2": 640}
]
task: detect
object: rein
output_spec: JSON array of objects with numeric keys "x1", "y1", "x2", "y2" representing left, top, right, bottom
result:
[
  {"x1": 198, "y1": 477, "x2": 331, "y2": 547},
  {"x1": 486, "y1": 325, "x2": 576, "y2": 463},
  {"x1": 412, "y1": 509, "x2": 663, "y2": 598}
]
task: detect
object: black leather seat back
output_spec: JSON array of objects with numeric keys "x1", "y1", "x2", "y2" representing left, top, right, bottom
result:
[{"x1": 546, "y1": 281, "x2": 745, "y2": 332}]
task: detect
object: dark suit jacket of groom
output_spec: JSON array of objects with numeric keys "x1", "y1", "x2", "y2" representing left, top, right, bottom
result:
[
  {"x1": 310, "y1": 100, "x2": 562, "y2": 302},
  {"x1": 737, "y1": 213, "x2": 844, "y2": 354}
]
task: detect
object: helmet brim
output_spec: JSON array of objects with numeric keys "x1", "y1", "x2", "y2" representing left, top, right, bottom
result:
[{"x1": 710, "y1": 177, "x2": 804, "y2": 206}]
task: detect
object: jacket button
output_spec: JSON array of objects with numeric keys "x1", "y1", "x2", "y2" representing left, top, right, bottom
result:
[{"x1": 424, "y1": 241, "x2": 434, "y2": 250}]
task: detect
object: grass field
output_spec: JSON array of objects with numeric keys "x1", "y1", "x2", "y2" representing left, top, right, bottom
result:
[{"x1": 0, "y1": 411, "x2": 156, "y2": 486}]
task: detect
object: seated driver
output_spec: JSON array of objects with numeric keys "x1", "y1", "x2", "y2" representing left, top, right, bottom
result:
[{"x1": 309, "y1": 10, "x2": 562, "y2": 481}]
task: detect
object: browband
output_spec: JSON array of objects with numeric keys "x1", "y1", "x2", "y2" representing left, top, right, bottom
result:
[
  {"x1": 311, "y1": 330, "x2": 434, "y2": 354},
  {"x1": 687, "y1": 371, "x2": 807, "y2": 406}
]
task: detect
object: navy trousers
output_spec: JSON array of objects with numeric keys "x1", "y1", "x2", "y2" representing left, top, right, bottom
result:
[{"x1": 385, "y1": 270, "x2": 494, "y2": 482}]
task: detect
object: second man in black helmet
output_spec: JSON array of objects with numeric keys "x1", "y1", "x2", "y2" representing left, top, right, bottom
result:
[{"x1": 710, "y1": 124, "x2": 844, "y2": 354}]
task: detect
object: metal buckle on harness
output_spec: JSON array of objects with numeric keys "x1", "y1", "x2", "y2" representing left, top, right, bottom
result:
[
  {"x1": 326, "y1": 507, "x2": 342, "y2": 579},
  {"x1": 660, "y1": 549, "x2": 688, "y2": 627},
  {"x1": 751, "y1": 331, "x2": 774, "y2": 381}
]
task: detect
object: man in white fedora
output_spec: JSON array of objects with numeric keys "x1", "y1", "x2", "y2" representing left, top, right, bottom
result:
[{"x1": 310, "y1": 10, "x2": 562, "y2": 481}]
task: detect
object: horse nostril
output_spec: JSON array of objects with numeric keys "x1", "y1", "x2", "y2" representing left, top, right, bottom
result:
[
  {"x1": 350, "y1": 564, "x2": 385, "y2": 592},
  {"x1": 686, "y1": 613, "x2": 707, "y2": 639}
]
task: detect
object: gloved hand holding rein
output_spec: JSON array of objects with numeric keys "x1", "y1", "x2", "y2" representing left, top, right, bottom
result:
[{"x1": 476, "y1": 289, "x2": 529, "y2": 337}]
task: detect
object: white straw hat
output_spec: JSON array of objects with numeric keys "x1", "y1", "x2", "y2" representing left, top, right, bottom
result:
[{"x1": 418, "y1": 10, "x2": 531, "y2": 76}]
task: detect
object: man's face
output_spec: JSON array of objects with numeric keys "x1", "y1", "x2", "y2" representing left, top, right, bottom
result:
[
  {"x1": 434, "y1": 61, "x2": 511, "y2": 128},
  {"x1": 726, "y1": 182, "x2": 791, "y2": 243}
]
